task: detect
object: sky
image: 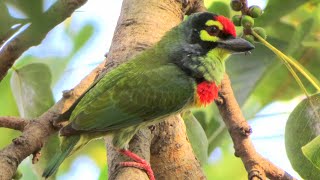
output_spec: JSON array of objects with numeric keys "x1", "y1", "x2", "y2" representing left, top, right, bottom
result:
[{"x1": 9, "y1": 0, "x2": 303, "y2": 179}]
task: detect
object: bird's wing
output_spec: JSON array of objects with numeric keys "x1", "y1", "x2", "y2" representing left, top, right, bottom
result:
[{"x1": 69, "y1": 64, "x2": 195, "y2": 132}]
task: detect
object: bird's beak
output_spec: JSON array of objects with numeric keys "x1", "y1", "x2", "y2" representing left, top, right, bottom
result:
[{"x1": 217, "y1": 37, "x2": 255, "y2": 53}]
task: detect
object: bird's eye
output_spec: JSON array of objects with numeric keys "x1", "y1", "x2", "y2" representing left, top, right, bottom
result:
[{"x1": 205, "y1": 26, "x2": 219, "y2": 36}]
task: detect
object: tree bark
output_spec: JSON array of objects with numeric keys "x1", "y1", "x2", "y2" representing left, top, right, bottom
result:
[
  {"x1": 103, "y1": 0, "x2": 205, "y2": 179},
  {"x1": 0, "y1": 0, "x2": 206, "y2": 179},
  {"x1": 151, "y1": 116, "x2": 206, "y2": 179},
  {"x1": 0, "y1": 0, "x2": 298, "y2": 180},
  {"x1": 216, "y1": 74, "x2": 296, "y2": 180}
]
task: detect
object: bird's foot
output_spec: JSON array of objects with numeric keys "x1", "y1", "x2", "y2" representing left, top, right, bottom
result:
[{"x1": 119, "y1": 149, "x2": 155, "y2": 180}]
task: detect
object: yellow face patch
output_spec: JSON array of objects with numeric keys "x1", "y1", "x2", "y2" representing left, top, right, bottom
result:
[
  {"x1": 205, "y1": 20, "x2": 223, "y2": 30},
  {"x1": 200, "y1": 30, "x2": 219, "y2": 42},
  {"x1": 200, "y1": 20, "x2": 224, "y2": 42}
]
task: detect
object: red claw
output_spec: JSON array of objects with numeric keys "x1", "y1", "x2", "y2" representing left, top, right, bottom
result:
[{"x1": 119, "y1": 149, "x2": 155, "y2": 180}]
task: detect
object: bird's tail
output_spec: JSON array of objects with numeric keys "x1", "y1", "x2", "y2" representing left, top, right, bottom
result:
[{"x1": 42, "y1": 135, "x2": 80, "y2": 178}]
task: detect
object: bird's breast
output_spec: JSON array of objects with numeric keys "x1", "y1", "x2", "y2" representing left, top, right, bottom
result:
[{"x1": 195, "y1": 81, "x2": 219, "y2": 106}]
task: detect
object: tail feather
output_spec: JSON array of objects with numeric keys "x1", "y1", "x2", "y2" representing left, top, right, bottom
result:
[{"x1": 42, "y1": 135, "x2": 80, "y2": 178}]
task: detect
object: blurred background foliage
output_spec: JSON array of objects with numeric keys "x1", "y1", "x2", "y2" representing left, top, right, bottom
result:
[{"x1": 0, "y1": 0, "x2": 319, "y2": 179}]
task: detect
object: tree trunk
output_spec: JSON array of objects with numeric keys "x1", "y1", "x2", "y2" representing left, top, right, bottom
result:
[{"x1": 103, "y1": 0, "x2": 206, "y2": 179}]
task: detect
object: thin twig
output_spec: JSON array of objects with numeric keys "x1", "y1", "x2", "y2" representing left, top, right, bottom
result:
[
  {"x1": 216, "y1": 74, "x2": 296, "y2": 180},
  {"x1": 0, "y1": 0, "x2": 88, "y2": 82},
  {"x1": 0, "y1": 116, "x2": 28, "y2": 131}
]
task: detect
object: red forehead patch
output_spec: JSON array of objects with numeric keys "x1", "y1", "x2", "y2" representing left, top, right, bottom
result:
[{"x1": 215, "y1": 16, "x2": 236, "y2": 37}]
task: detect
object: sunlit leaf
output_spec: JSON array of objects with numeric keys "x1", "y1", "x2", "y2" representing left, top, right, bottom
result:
[
  {"x1": 204, "y1": 142, "x2": 246, "y2": 179},
  {"x1": 302, "y1": 135, "x2": 320, "y2": 170},
  {"x1": 98, "y1": 165, "x2": 108, "y2": 180},
  {"x1": 285, "y1": 93, "x2": 320, "y2": 179},
  {"x1": 11, "y1": 63, "x2": 54, "y2": 118},
  {"x1": 10, "y1": 63, "x2": 59, "y2": 179},
  {"x1": 13, "y1": 56, "x2": 69, "y2": 87},
  {"x1": 0, "y1": 72, "x2": 19, "y2": 116},
  {"x1": 183, "y1": 111, "x2": 209, "y2": 165},
  {"x1": 0, "y1": 72, "x2": 20, "y2": 148}
]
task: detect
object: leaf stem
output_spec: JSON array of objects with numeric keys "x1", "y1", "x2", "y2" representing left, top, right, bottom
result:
[
  {"x1": 283, "y1": 60, "x2": 309, "y2": 97},
  {"x1": 252, "y1": 31, "x2": 320, "y2": 92}
]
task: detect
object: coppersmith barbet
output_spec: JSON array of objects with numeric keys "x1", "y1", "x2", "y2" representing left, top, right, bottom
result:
[{"x1": 43, "y1": 12, "x2": 254, "y2": 179}]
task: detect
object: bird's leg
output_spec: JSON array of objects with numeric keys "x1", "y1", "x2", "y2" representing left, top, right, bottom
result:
[{"x1": 118, "y1": 149, "x2": 155, "y2": 180}]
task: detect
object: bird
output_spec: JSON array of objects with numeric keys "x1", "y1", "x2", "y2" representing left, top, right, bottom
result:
[{"x1": 42, "y1": 12, "x2": 254, "y2": 180}]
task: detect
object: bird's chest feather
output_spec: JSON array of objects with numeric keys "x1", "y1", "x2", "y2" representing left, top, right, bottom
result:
[{"x1": 195, "y1": 81, "x2": 219, "y2": 106}]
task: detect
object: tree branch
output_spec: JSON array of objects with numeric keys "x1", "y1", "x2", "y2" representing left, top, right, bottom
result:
[
  {"x1": 216, "y1": 74, "x2": 296, "y2": 180},
  {"x1": 0, "y1": 0, "x2": 296, "y2": 180},
  {"x1": 0, "y1": 60, "x2": 105, "y2": 179},
  {"x1": 151, "y1": 116, "x2": 206, "y2": 179},
  {"x1": 0, "y1": 0, "x2": 205, "y2": 178},
  {"x1": 0, "y1": 116, "x2": 28, "y2": 131},
  {"x1": 103, "y1": 0, "x2": 205, "y2": 179},
  {"x1": 0, "y1": 0, "x2": 88, "y2": 82}
]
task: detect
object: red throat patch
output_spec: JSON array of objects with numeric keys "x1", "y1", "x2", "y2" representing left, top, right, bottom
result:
[
  {"x1": 196, "y1": 81, "x2": 219, "y2": 106},
  {"x1": 215, "y1": 15, "x2": 236, "y2": 37}
]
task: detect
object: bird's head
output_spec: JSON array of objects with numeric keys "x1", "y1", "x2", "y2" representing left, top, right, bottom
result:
[{"x1": 185, "y1": 12, "x2": 254, "y2": 54}]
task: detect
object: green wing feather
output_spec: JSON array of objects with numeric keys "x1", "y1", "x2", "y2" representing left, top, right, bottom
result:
[{"x1": 69, "y1": 60, "x2": 196, "y2": 132}]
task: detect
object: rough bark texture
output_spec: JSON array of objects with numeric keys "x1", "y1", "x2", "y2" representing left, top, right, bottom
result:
[
  {"x1": 0, "y1": 0, "x2": 298, "y2": 179},
  {"x1": 0, "y1": 0, "x2": 206, "y2": 179},
  {"x1": 151, "y1": 116, "x2": 206, "y2": 179},
  {"x1": 103, "y1": 0, "x2": 205, "y2": 179},
  {"x1": 0, "y1": 60, "x2": 105, "y2": 180},
  {"x1": 216, "y1": 74, "x2": 296, "y2": 180},
  {"x1": 0, "y1": 116, "x2": 27, "y2": 131}
]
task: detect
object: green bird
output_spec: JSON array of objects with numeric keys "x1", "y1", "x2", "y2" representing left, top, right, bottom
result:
[{"x1": 43, "y1": 12, "x2": 254, "y2": 179}]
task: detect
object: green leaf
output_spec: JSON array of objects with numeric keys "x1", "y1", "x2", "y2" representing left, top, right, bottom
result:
[
  {"x1": 255, "y1": 0, "x2": 307, "y2": 26},
  {"x1": 183, "y1": 111, "x2": 209, "y2": 165},
  {"x1": 0, "y1": 72, "x2": 19, "y2": 116},
  {"x1": 72, "y1": 24, "x2": 95, "y2": 53},
  {"x1": 264, "y1": 22, "x2": 295, "y2": 43},
  {"x1": 6, "y1": 0, "x2": 43, "y2": 20},
  {"x1": 286, "y1": 18, "x2": 314, "y2": 55},
  {"x1": 0, "y1": 72, "x2": 20, "y2": 148},
  {"x1": 302, "y1": 41, "x2": 320, "y2": 48},
  {"x1": 302, "y1": 135, "x2": 320, "y2": 170},
  {"x1": 0, "y1": 2, "x2": 22, "y2": 42},
  {"x1": 12, "y1": 169, "x2": 23, "y2": 180},
  {"x1": 208, "y1": 1, "x2": 231, "y2": 18},
  {"x1": 204, "y1": 145, "x2": 247, "y2": 179},
  {"x1": 285, "y1": 93, "x2": 320, "y2": 179},
  {"x1": 10, "y1": 63, "x2": 59, "y2": 179},
  {"x1": 98, "y1": 164, "x2": 108, "y2": 180},
  {"x1": 13, "y1": 56, "x2": 72, "y2": 87},
  {"x1": 11, "y1": 63, "x2": 54, "y2": 118},
  {"x1": 192, "y1": 104, "x2": 227, "y2": 153},
  {"x1": 227, "y1": 43, "x2": 275, "y2": 107},
  {"x1": 242, "y1": 17, "x2": 318, "y2": 118}
]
